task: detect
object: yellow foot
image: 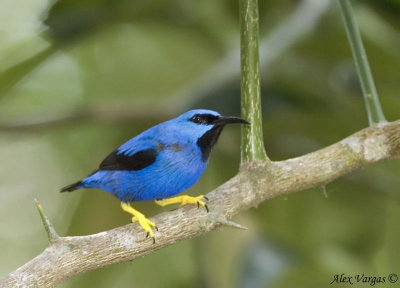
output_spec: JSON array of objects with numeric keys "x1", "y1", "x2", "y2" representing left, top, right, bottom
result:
[
  {"x1": 121, "y1": 202, "x2": 157, "y2": 241},
  {"x1": 155, "y1": 195, "x2": 209, "y2": 212}
]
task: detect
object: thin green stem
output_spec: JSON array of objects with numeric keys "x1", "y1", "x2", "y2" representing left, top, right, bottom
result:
[
  {"x1": 338, "y1": 0, "x2": 386, "y2": 124},
  {"x1": 0, "y1": 44, "x2": 58, "y2": 96},
  {"x1": 239, "y1": 0, "x2": 268, "y2": 162}
]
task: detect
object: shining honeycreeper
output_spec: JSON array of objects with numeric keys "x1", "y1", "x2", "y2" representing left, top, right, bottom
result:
[{"x1": 61, "y1": 109, "x2": 249, "y2": 240}]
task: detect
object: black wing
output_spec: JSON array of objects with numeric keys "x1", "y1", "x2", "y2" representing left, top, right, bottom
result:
[{"x1": 99, "y1": 149, "x2": 158, "y2": 171}]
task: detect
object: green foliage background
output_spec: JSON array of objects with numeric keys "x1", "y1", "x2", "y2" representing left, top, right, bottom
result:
[{"x1": 0, "y1": 0, "x2": 399, "y2": 287}]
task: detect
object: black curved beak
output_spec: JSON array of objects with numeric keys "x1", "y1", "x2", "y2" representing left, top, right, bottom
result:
[{"x1": 214, "y1": 116, "x2": 250, "y2": 126}]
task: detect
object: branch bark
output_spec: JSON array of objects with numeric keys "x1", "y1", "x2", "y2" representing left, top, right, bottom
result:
[{"x1": 1, "y1": 120, "x2": 399, "y2": 287}]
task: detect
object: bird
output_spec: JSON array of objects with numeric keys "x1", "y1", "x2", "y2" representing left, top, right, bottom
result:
[{"x1": 61, "y1": 109, "x2": 249, "y2": 240}]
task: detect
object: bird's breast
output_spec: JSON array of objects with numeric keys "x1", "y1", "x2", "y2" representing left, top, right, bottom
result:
[{"x1": 160, "y1": 142, "x2": 206, "y2": 173}]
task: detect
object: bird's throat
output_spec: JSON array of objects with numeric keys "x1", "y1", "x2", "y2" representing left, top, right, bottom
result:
[{"x1": 196, "y1": 126, "x2": 224, "y2": 162}]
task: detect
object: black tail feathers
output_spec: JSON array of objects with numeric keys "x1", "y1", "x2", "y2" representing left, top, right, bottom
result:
[{"x1": 60, "y1": 180, "x2": 83, "y2": 192}]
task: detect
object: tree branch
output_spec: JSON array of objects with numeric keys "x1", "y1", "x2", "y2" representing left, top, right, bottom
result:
[{"x1": 1, "y1": 120, "x2": 399, "y2": 288}]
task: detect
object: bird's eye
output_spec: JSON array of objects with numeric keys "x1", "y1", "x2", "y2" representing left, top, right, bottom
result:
[
  {"x1": 191, "y1": 115, "x2": 204, "y2": 124},
  {"x1": 190, "y1": 114, "x2": 219, "y2": 125},
  {"x1": 190, "y1": 114, "x2": 207, "y2": 124}
]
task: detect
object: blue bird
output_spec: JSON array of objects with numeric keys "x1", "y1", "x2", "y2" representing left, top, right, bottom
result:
[{"x1": 61, "y1": 109, "x2": 249, "y2": 239}]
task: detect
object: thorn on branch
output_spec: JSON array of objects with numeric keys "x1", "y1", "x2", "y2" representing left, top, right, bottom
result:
[
  {"x1": 320, "y1": 185, "x2": 328, "y2": 198},
  {"x1": 34, "y1": 199, "x2": 60, "y2": 244},
  {"x1": 212, "y1": 215, "x2": 248, "y2": 230}
]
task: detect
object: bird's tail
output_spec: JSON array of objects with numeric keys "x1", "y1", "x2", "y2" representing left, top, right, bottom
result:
[
  {"x1": 60, "y1": 170, "x2": 99, "y2": 192},
  {"x1": 60, "y1": 180, "x2": 84, "y2": 192}
]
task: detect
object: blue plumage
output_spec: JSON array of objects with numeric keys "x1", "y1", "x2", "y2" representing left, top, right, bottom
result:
[
  {"x1": 80, "y1": 138, "x2": 207, "y2": 202},
  {"x1": 61, "y1": 109, "x2": 248, "y2": 239}
]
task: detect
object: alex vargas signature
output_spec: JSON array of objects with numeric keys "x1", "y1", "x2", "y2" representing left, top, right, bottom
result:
[{"x1": 330, "y1": 273, "x2": 398, "y2": 286}]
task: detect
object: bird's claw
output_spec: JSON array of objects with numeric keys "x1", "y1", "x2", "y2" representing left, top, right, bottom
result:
[
  {"x1": 145, "y1": 232, "x2": 156, "y2": 244},
  {"x1": 196, "y1": 201, "x2": 209, "y2": 212},
  {"x1": 131, "y1": 215, "x2": 156, "y2": 239},
  {"x1": 121, "y1": 202, "x2": 157, "y2": 242},
  {"x1": 179, "y1": 195, "x2": 208, "y2": 212},
  {"x1": 155, "y1": 194, "x2": 209, "y2": 212},
  {"x1": 190, "y1": 195, "x2": 209, "y2": 212}
]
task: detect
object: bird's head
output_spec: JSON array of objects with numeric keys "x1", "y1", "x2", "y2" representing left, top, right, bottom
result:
[{"x1": 174, "y1": 109, "x2": 250, "y2": 161}]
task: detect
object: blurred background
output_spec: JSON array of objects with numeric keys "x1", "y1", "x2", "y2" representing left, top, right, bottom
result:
[{"x1": 1, "y1": 0, "x2": 400, "y2": 287}]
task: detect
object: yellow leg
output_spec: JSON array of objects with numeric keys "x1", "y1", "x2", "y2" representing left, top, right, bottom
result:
[
  {"x1": 121, "y1": 202, "x2": 157, "y2": 239},
  {"x1": 155, "y1": 195, "x2": 209, "y2": 212}
]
